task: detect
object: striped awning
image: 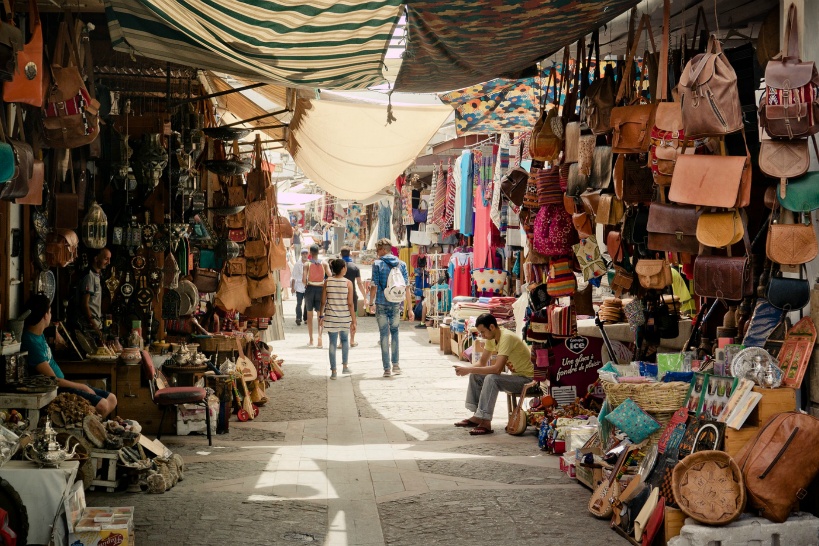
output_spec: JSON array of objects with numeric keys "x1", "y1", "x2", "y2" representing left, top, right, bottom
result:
[{"x1": 104, "y1": 0, "x2": 402, "y2": 90}]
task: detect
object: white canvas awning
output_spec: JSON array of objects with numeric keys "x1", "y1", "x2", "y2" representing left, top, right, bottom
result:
[{"x1": 287, "y1": 98, "x2": 452, "y2": 200}]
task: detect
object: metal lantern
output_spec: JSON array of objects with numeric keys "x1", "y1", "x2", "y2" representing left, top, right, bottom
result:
[{"x1": 81, "y1": 201, "x2": 108, "y2": 249}]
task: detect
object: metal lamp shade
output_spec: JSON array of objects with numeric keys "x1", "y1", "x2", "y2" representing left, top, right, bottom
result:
[{"x1": 82, "y1": 202, "x2": 108, "y2": 249}]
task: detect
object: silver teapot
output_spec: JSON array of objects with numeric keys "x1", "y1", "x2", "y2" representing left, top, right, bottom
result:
[
  {"x1": 172, "y1": 343, "x2": 192, "y2": 365},
  {"x1": 192, "y1": 352, "x2": 209, "y2": 366},
  {"x1": 23, "y1": 417, "x2": 77, "y2": 468}
]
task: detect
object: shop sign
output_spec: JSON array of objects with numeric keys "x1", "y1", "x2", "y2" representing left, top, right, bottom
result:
[{"x1": 549, "y1": 335, "x2": 604, "y2": 398}]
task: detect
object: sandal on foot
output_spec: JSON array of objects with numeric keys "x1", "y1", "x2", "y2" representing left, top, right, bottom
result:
[
  {"x1": 469, "y1": 426, "x2": 494, "y2": 436},
  {"x1": 454, "y1": 419, "x2": 479, "y2": 428}
]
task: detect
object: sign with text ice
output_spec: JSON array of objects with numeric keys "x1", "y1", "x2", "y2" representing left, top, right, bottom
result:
[{"x1": 549, "y1": 335, "x2": 604, "y2": 399}]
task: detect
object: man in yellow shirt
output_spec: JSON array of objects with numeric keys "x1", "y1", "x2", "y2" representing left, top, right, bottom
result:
[{"x1": 454, "y1": 313, "x2": 533, "y2": 435}]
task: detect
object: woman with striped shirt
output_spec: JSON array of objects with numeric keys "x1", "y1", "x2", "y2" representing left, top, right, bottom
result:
[{"x1": 320, "y1": 259, "x2": 357, "y2": 379}]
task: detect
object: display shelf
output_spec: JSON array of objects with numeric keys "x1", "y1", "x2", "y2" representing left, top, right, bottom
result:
[{"x1": 723, "y1": 387, "x2": 797, "y2": 456}]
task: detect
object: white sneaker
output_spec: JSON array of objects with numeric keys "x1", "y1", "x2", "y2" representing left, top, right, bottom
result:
[{"x1": 391, "y1": 365, "x2": 402, "y2": 375}]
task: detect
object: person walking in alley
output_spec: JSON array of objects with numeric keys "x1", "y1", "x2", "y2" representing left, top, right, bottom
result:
[
  {"x1": 367, "y1": 238, "x2": 413, "y2": 377},
  {"x1": 340, "y1": 246, "x2": 366, "y2": 347},
  {"x1": 304, "y1": 244, "x2": 330, "y2": 347},
  {"x1": 320, "y1": 259, "x2": 357, "y2": 379},
  {"x1": 291, "y1": 248, "x2": 309, "y2": 325},
  {"x1": 292, "y1": 226, "x2": 302, "y2": 256},
  {"x1": 453, "y1": 313, "x2": 534, "y2": 435}
]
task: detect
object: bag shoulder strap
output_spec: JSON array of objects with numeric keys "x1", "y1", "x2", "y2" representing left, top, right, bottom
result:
[
  {"x1": 657, "y1": 0, "x2": 670, "y2": 102},
  {"x1": 616, "y1": 14, "x2": 657, "y2": 104},
  {"x1": 783, "y1": 3, "x2": 800, "y2": 60}
]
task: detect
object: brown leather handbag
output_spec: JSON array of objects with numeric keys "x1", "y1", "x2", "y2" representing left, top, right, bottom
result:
[
  {"x1": 606, "y1": 230, "x2": 624, "y2": 262},
  {"x1": 759, "y1": 138, "x2": 814, "y2": 199},
  {"x1": 635, "y1": 259, "x2": 673, "y2": 290},
  {"x1": 736, "y1": 412, "x2": 819, "y2": 523},
  {"x1": 500, "y1": 166, "x2": 529, "y2": 206},
  {"x1": 596, "y1": 193, "x2": 624, "y2": 226},
  {"x1": 766, "y1": 209, "x2": 818, "y2": 266},
  {"x1": 2, "y1": 0, "x2": 42, "y2": 106},
  {"x1": 246, "y1": 134, "x2": 270, "y2": 202},
  {"x1": 247, "y1": 273, "x2": 277, "y2": 299},
  {"x1": 45, "y1": 227, "x2": 78, "y2": 267},
  {"x1": 245, "y1": 295, "x2": 276, "y2": 319},
  {"x1": 697, "y1": 210, "x2": 744, "y2": 249},
  {"x1": 694, "y1": 225, "x2": 753, "y2": 301},
  {"x1": 610, "y1": 15, "x2": 658, "y2": 153},
  {"x1": 614, "y1": 155, "x2": 655, "y2": 204},
  {"x1": 192, "y1": 268, "x2": 219, "y2": 293},
  {"x1": 0, "y1": 110, "x2": 32, "y2": 201},
  {"x1": 650, "y1": 102, "x2": 685, "y2": 186},
  {"x1": 215, "y1": 271, "x2": 251, "y2": 312},
  {"x1": 246, "y1": 255, "x2": 270, "y2": 279},
  {"x1": 583, "y1": 31, "x2": 616, "y2": 135},
  {"x1": 668, "y1": 134, "x2": 751, "y2": 208},
  {"x1": 15, "y1": 155, "x2": 42, "y2": 204},
  {"x1": 679, "y1": 35, "x2": 743, "y2": 137},
  {"x1": 647, "y1": 203, "x2": 700, "y2": 254}
]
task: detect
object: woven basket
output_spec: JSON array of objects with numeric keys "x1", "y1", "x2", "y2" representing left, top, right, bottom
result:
[
  {"x1": 602, "y1": 381, "x2": 689, "y2": 412},
  {"x1": 646, "y1": 411, "x2": 675, "y2": 446},
  {"x1": 672, "y1": 450, "x2": 746, "y2": 525},
  {"x1": 194, "y1": 335, "x2": 237, "y2": 353}
]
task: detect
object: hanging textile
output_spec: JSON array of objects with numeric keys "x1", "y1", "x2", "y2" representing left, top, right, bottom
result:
[
  {"x1": 401, "y1": 184, "x2": 413, "y2": 225},
  {"x1": 474, "y1": 170, "x2": 491, "y2": 269},
  {"x1": 452, "y1": 156, "x2": 463, "y2": 231},
  {"x1": 323, "y1": 194, "x2": 335, "y2": 224},
  {"x1": 490, "y1": 133, "x2": 510, "y2": 229},
  {"x1": 426, "y1": 166, "x2": 439, "y2": 234},
  {"x1": 432, "y1": 164, "x2": 448, "y2": 232},
  {"x1": 393, "y1": 191, "x2": 406, "y2": 243},
  {"x1": 444, "y1": 159, "x2": 456, "y2": 231},
  {"x1": 346, "y1": 203, "x2": 362, "y2": 243},
  {"x1": 377, "y1": 199, "x2": 392, "y2": 240},
  {"x1": 459, "y1": 151, "x2": 474, "y2": 236}
]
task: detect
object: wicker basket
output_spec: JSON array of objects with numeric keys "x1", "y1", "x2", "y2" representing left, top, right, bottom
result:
[
  {"x1": 602, "y1": 380, "x2": 689, "y2": 412},
  {"x1": 646, "y1": 411, "x2": 675, "y2": 446},
  {"x1": 194, "y1": 335, "x2": 238, "y2": 353}
]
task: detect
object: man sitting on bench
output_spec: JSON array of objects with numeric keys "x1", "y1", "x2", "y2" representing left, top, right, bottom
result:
[{"x1": 453, "y1": 313, "x2": 533, "y2": 435}]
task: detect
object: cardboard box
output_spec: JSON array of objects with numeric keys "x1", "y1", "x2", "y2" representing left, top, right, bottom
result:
[
  {"x1": 176, "y1": 400, "x2": 218, "y2": 436},
  {"x1": 559, "y1": 454, "x2": 576, "y2": 478},
  {"x1": 65, "y1": 482, "x2": 135, "y2": 546}
]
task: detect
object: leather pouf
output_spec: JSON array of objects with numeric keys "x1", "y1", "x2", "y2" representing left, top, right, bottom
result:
[{"x1": 672, "y1": 450, "x2": 746, "y2": 525}]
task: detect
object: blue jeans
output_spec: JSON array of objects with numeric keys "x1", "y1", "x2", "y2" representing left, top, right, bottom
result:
[
  {"x1": 295, "y1": 291, "x2": 307, "y2": 323},
  {"x1": 376, "y1": 303, "x2": 401, "y2": 370},
  {"x1": 327, "y1": 331, "x2": 349, "y2": 370}
]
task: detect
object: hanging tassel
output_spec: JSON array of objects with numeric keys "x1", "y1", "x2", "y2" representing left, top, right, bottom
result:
[{"x1": 386, "y1": 90, "x2": 397, "y2": 125}]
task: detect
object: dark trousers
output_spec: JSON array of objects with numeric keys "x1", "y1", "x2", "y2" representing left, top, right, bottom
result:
[{"x1": 295, "y1": 291, "x2": 307, "y2": 322}]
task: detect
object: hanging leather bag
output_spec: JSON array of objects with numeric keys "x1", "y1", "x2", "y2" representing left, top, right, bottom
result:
[
  {"x1": 42, "y1": 18, "x2": 100, "y2": 149},
  {"x1": 766, "y1": 208, "x2": 818, "y2": 266},
  {"x1": 0, "y1": 108, "x2": 31, "y2": 201},
  {"x1": 245, "y1": 295, "x2": 276, "y2": 319},
  {"x1": 668, "y1": 132, "x2": 751, "y2": 208},
  {"x1": 536, "y1": 165, "x2": 563, "y2": 206},
  {"x1": 2, "y1": 0, "x2": 41, "y2": 106},
  {"x1": 0, "y1": 0, "x2": 22, "y2": 83},
  {"x1": 697, "y1": 209, "x2": 744, "y2": 249},
  {"x1": 192, "y1": 267, "x2": 219, "y2": 293},
  {"x1": 614, "y1": 154, "x2": 654, "y2": 204},
  {"x1": 583, "y1": 31, "x2": 616, "y2": 135},
  {"x1": 759, "y1": 4, "x2": 819, "y2": 139},
  {"x1": 694, "y1": 220, "x2": 754, "y2": 301},
  {"x1": 247, "y1": 273, "x2": 277, "y2": 299},
  {"x1": 215, "y1": 265, "x2": 251, "y2": 312},
  {"x1": 610, "y1": 15, "x2": 658, "y2": 153},
  {"x1": 44, "y1": 227, "x2": 78, "y2": 267},
  {"x1": 759, "y1": 138, "x2": 811, "y2": 200},
  {"x1": 501, "y1": 166, "x2": 529, "y2": 206},
  {"x1": 647, "y1": 203, "x2": 700, "y2": 254},
  {"x1": 679, "y1": 35, "x2": 743, "y2": 137},
  {"x1": 767, "y1": 266, "x2": 811, "y2": 311},
  {"x1": 635, "y1": 259, "x2": 673, "y2": 290},
  {"x1": 777, "y1": 170, "x2": 819, "y2": 212},
  {"x1": 53, "y1": 149, "x2": 78, "y2": 229},
  {"x1": 246, "y1": 134, "x2": 270, "y2": 202}
]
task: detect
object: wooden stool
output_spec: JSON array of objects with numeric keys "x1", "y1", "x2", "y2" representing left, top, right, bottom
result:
[
  {"x1": 89, "y1": 448, "x2": 121, "y2": 492},
  {"x1": 506, "y1": 384, "x2": 545, "y2": 418}
]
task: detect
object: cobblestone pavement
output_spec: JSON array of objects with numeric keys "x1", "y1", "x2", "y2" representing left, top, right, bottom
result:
[{"x1": 88, "y1": 268, "x2": 625, "y2": 545}]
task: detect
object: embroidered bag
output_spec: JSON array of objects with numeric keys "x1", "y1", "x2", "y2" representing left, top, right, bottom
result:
[
  {"x1": 472, "y1": 268, "x2": 507, "y2": 296},
  {"x1": 547, "y1": 257, "x2": 577, "y2": 297},
  {"x1": 605, "y1": 398, "x2": 661, "y2": 443},
  {"x1": 534, "y1": 204, "x2": 576, "y2": 256}
]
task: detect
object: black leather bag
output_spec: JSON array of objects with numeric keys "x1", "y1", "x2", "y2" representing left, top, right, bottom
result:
[
  {"x1": 767, "y1": 268, "x2": 811, "y2": 311},
  {"x1": 500, "y1": 167, "x2": 529, "y2": 207}
]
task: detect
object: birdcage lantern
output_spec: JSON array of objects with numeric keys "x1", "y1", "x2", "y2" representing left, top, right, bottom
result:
[{"x1": 81, "y1": 201, "x2": 108, "y2": 249}]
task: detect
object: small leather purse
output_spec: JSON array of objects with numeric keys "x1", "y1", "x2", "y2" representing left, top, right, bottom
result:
[
  {"x1": 697, "y1": 209, "x2": 744, "y2": 249},
  {"x1": 635, "y1": 259, "x2": 673, "y2": 290},
  {"x1": 596, "y1": 193, "x2": 624, "y2": 225},
  {"x1": 766, "y1": 210, "x2": 818, "y2": 266},
  {"x1": 767, "y1": 267, "x2": 811, "y2": 311}
]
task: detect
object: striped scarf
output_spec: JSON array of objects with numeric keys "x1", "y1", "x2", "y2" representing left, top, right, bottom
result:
[
  {"x1": 444, "y1": 159, "x2": 456, "y2": 230},
  {"x1": 426, "y1": 165, "x2": 440, "y2": 233}
]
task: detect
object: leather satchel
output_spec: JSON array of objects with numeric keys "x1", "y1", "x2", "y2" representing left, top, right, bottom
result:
[
  {"x1": 583, "y1": 31, "x2": 616, "y2": 136},
  {"x1": 42, "y1": 20, "x2": 100, "y2": 149},
  {"x1": 579, "y1": 189, "x2": 601, "y2": 219},
  {"x1": 247, "y1": 273, "x2": 277, "y2": 299},
  {"x1": 694, "y1": 255, "x2": 753, "y2": 301},
  {"x1": 215, "y1": 272, "x2": 251, "y2": 312},
  {"x1": 679, "y1": 35, "x2": 743, "y2": 137},
  {"x1": 650, "y1": 102, "x2": 685, "y2": 186},
  {"x1": 606, "y1": 230, "x2": 624, "y2": 262},
  {"x1": 736, "y1": 412, "x2": 819, "y2": 523},
  {"x1": 2, "y1": 0, "x2": 42, "y2": 106},
  {"x1": 15, "y1": 156, "x2": 42, "y2": 204},
  {"x1": 635, "y1": 259, "x2": 673, "y2": 290},
  {"x1": 759, "y1": 139, "x2": 810, "y2": 184},
  {"x1": 767, "y1": 269, "x2": 810, "y2": 311},
  {"x1": 530, "y1": 106, "x2": 562, "y2": 163},
  {"x1": 697, "y1": 210, "x2": 744, "y2": 249},
  {"x1": 500, "y1": 166, "x2": 529, "y2": 207},
  {"x1": 778, "y1": 171, "x2": 819, "y2": 212},
  {"x1": 614, "y1": 155, "x2": 655, "y2": 204},
  {"x1": 647, "y1": 203, "x2": 700, "y2": 254},
  {"x1": 564, "y1": 121, "x2": 581, "y2": 163},
  {"x1": 244, "y1": 295, "x2": 276, "y2": 319},
  {"x1": 766, "y1": 214, "x2": 818, "y2": 266},
  {"x1": 669, "y1": 151, "x2": 751, "y2": 208}
]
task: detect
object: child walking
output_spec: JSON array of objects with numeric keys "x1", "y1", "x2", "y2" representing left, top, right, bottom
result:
[{"x1": 320, "y1": 259, "x2": 357, "y2": 379}]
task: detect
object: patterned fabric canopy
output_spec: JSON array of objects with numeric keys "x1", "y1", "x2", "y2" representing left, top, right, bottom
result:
[
  {"x1": 395, "y1": 0, "x2": 639, "y2": 93},
  {"x1": 104, "y1": 0, "x2": 402, "y2": 89},
  {"x1": 440, "y1": 65, "x2": 585, "y2": 135}
]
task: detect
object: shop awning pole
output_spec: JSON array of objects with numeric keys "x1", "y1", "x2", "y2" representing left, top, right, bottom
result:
[
  {"x1": 222, "y1": 109, "x2": 289, "y2": 128},
  {"x1": 172, "y1": 82, "x2": 267, "y2": 107}
]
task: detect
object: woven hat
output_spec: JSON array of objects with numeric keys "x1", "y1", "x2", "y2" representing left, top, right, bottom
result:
[{"x1": 672, "y1": 450, "x2": 745, "y2": 525}]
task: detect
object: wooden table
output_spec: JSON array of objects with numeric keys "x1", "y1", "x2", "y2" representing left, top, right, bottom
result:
[
  {"x1": 59, "y1": 360, "x2": 118, "y2": 391},
  {"x1": 0, "y1": 389, "x2": 56, "y2": 424}
]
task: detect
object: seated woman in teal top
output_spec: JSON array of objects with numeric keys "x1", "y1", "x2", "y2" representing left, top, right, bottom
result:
[{"x1": 21, "y1": 295, "x2": 117, "y2": 418}]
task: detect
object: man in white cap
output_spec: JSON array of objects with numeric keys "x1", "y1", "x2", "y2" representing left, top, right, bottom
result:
[{"x1": 291, "y1": 248, "x2": 309, "y2": 325}]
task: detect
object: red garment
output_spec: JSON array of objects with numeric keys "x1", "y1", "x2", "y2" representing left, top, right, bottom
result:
[{"x1": 452, "y1": 264, "x2": 472, "y2": 298}]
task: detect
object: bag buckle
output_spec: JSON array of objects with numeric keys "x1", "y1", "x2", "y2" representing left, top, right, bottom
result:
[{"x1": 675, "y1": 231, "x2": 683, "y2": 241}]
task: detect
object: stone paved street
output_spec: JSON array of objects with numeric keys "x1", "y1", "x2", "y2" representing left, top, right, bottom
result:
[{"x1": 88, "y1": 282, "x2": 627, "y2": 546}]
